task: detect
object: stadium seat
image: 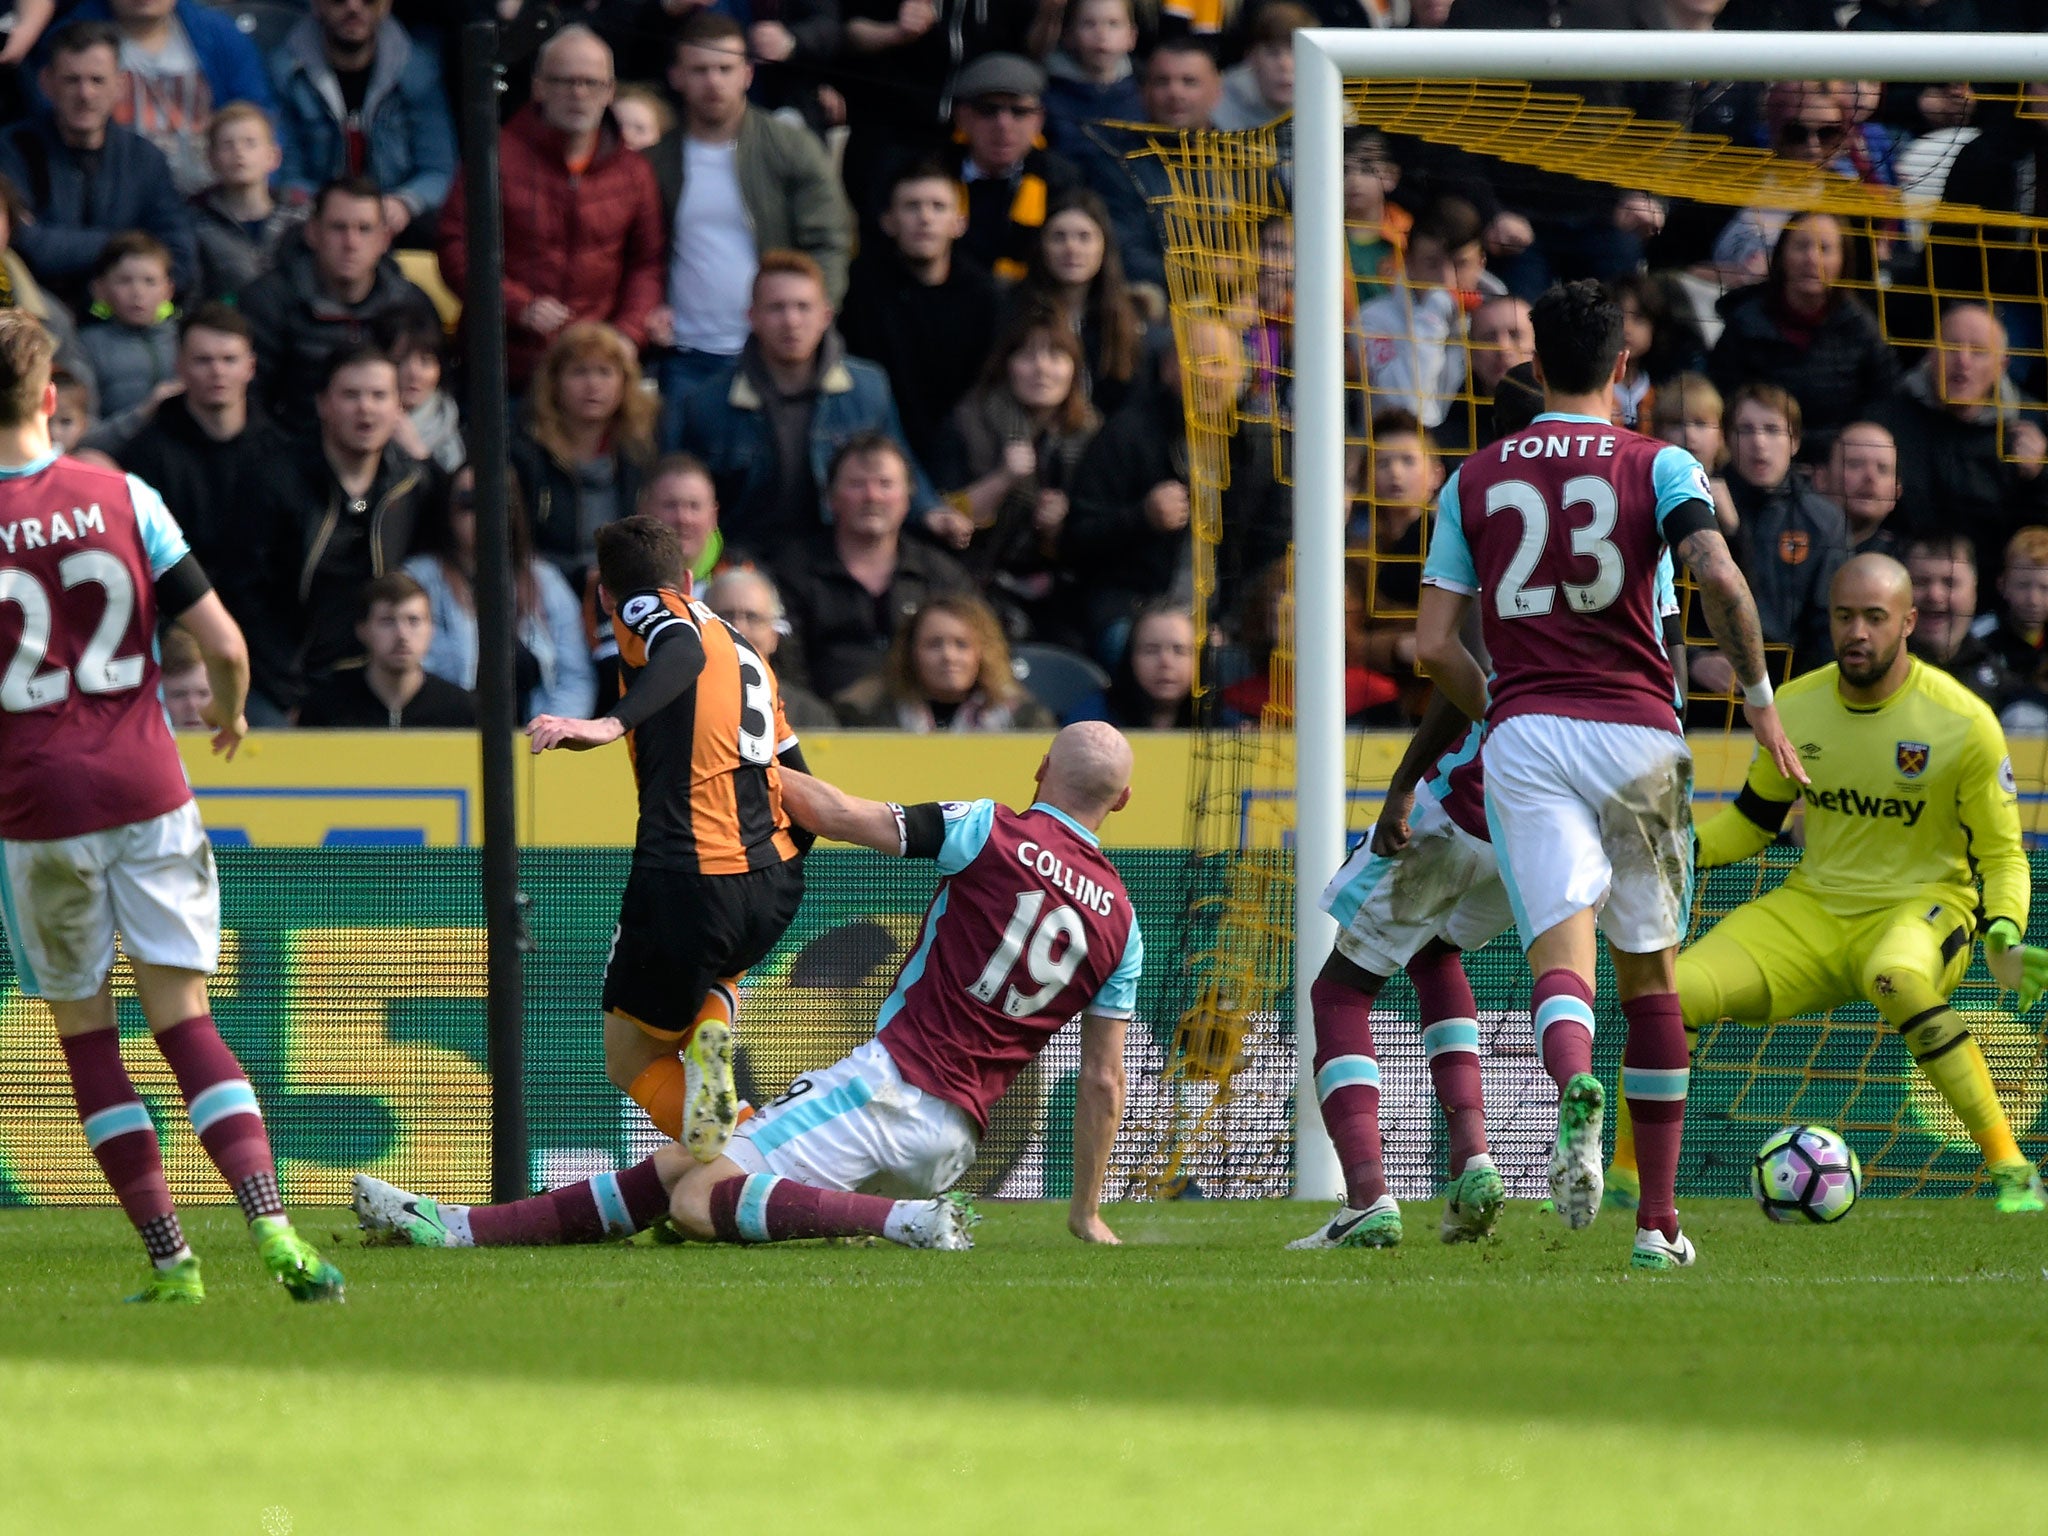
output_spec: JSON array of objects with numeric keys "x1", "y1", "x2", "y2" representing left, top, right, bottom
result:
[
  {"x1": 397, "y1": 249, "x2": 463, "y2": 331},
  {"x1": 1011, "y1": 644, "x2": 1110, "y2": 720},
  {"x1": 208, "y1": 0, "x2": 303, "y2": 57}
]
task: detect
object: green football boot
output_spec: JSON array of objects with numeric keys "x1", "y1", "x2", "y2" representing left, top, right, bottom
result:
[
  {"x1": 125, "y1": 1255, "x2": 204, "y2": 1304},
  {"x1": 253, "y1": 1216, "x2": 346, "y2": 1302},
  {"x1": 1439, "y1": 1159, "x2": 1505, "y2": 1244},
  {"x1": 1548, "y1": 1073, "x2": 1606, "y2": 1230},
  {"x1": 1990, "y1": 1160, "x2": 2046, "y2": 1214}
]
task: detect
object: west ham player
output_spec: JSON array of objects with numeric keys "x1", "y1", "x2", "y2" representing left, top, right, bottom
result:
[
  {"x1": 0, "y1": 312, "x2": 341, "y2": 1303},
  {"x1": 1414, "y1": 280, "x2": 1803, "y2": 1270},
  {"x1": 352, "y1": 724, "x2": 1143, "y2": 1250},
  {"x1": 526, "y1": 516, "x2": 808, "y2": 1163}
]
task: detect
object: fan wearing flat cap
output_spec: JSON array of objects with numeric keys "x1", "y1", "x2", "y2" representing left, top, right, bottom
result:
[{"x1": 943, "y1": 53, "x2": 1082, "y2": 283}]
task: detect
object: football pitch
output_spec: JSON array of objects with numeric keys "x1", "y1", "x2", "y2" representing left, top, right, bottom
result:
[{"x1": 3, "y1": 1200, "x2": 2042, "y2": 1536}]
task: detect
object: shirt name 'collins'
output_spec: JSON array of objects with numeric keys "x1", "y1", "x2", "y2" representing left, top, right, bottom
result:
[{"x1": 1017, "y1": 841, "x2": 1117, "y2": 916}]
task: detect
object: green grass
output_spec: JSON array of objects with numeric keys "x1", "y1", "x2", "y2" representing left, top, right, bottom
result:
[{"x1": 2, "y1": 1199, "x2": 2043, "y2": 1536}]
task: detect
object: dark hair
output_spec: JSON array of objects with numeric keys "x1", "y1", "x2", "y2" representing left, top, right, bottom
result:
[
  {"x1": 1017, "y1": 188, "x2": 1143, "y2": 385},
  {"x1": 883, "y1": 158, "x2": 957, "y2": 206},
  {"x1": 1491, "y1": 361, "x2": 1545, "y2": 439},
  {"x1": 977, "y1": 300, "x2": 1093, "y2": 437},
  {"x1": 1149, "y1": 35, "x2": 1217, "y2": 69},
  {"x1": 1905, "y1": 532, "x2": 1976, "y2": 571},
  {"x1": 1530, "y1": 280, "x2": 1626, "y2": 396},
  {"x1": 90, "y1": 229, "x2": 172, "y2": 281},
  {"x1": 826, "y1": 430, "x2": 911, "y2": 489},
  {"x1": 46, "y1": 20, "x2": 120, "y2": 63},
  {"x1": 1408, "y1": 194, "x2": 1483, "y2": 256},
  {"x1": 1246, "y1": 1, "x2": 1316, "y2": 48},
  {"x1": 1368, "y1": 406, "x2": 1427, "y2": 448},
  {"x1": 1765, "y1": 210, "x2": 1853, "y2": 304},
  {"x1": 596, "y1": 514, "x2": 687, "y2": 595},
  {"x1": 1105, "y1": 599, "x2": 1196, "y2": 729},
  {"x1": 1606, "y1": 271, "x2": 1706, "y2": 384},
  {"x1": 673, "y1": 10, "x2": 746, "y2": 55},
  {"x1": 319, "y1": 342, "x2": 396, "y2": 394},
  {"x1": 0, "y1": 174, "x2": 24, "y2": 247},
  {"x1": 360, "y1": 570, "x2": 428, "y2": 618},
  {"x1": 180, "y1": 301, "x2": 251, "y2": 345},
  {"x1": 374, "y1": 308, "x2": 445, "y2": 364},
  {"x1": 641, "y1": 451, "x2": 715, "y2": 502},
  {"x1": 416, "y1": 466, "x2": 540, "y2": 617},
  {"x1": 313, "y1": 176, "x2": 385, "y2": 218}
]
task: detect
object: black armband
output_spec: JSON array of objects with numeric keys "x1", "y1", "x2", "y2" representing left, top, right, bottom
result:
[
  {"x1": 1734, "y1": 783, "x2": 1794, "y2": 834},
  {"x1": 1661, "y1": 497, "x2": 1719, "y2": 546},
  {"x1": 154, "y1": 553, "x2": 213, "y2": 616},
  {"x1": 895, "y1": 801, "x2": 947, "y2": 860}
]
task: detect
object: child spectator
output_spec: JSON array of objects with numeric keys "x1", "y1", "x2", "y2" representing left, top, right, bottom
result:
[
  {"x1": 1043, "y1": 0, "x2": 1144, "y2": 162},
  {"x1": 1608, "y1": 271, "x2": 1706, "y2": 430},
  {"x1": 382, "y1": 314, "x2": 464, "y2": 472},
  {"x1": 834, "y1": 593, "x2": 1056, "y2": 731},
  {"x1": 191, "y1": 104, "x2": 303, "y2": 303},
  {"x1": 1212, "y1": 1, "x2": 1312, "y2": 131},
  {"x1": 1010, "y1": 189, "x2": 1158, "y2": 420},
  {"x1": 1357, "y1": 195, "x2": 1487, "y2": 432},
  {"x1": 1649, "y1": 372, "x2": 1738, "y2": 538},
  {"x1": 1344, "y1": 128, "x2": 1407, "y2": 305},
  {"x1": 1721, "y1": 383, "x2": 1846, "y2": 680},
  {"x1": 50, "y1": 371, "x2": 98, "y2": 453},
  {"x1": 80, "y1": 231, "x2": 181, "y2": 441},
  {"x1": 298, "y1": 573, "x2": 479, "y2": 728},
  {"x1": 611, "y1": 85, "x2": 674, "y2": 154},
  {"x1": 1347, "y1": 408, "x2": 1443, "y2": 717},
  {"x1": 1980, "y1": 526, "x2": 2048, "y2": 685},
  {"x1": 158, "y1": 626, "x2": 214, "y2": 730}
]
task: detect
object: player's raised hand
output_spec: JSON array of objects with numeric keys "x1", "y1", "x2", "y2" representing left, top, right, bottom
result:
[
  {"x1": 1370, "y1": 787, "x2": 1415, "y2": 857},
  {"x1": 201, "y1": 702, "x2": 248, "y2": 761},
  {"x1": 526, "y1": 714, "x2": 625, "y2": 753},
  {"x1": 1984, "y1": 919, "x2": 2048, "y2": 1012},
  {"x1": 1068, "y1": 1210, "x2": 1121, "y2": 1244},
  {"x1": 1745, "y1": 701, "x2": 1808, "y2": 786}
]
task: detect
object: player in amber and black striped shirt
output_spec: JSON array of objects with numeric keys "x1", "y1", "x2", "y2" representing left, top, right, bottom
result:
[{"x1": 528, "y1": 516, "x2": 806, "y2": 1164}]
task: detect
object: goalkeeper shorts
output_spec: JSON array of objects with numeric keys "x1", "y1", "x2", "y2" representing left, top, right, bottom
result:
[{"x1": 1685, "y1": 884, "x2": 1975, "y2": 1024}]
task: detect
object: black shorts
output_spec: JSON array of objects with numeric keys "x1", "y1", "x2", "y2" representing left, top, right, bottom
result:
[{"x1": 602, "y1": 859, "x2": 805, "y2": 1039}]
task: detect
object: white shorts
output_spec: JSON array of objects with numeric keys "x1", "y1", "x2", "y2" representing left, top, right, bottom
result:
[
  {"x1": 1482, "y1": 713, "x2": 1693, "y2": 955},
  {"x1": 1319, "y1": 782, "x2": 1511, "y2": 975},
  {"x1": 727, "y1": 1038, "x2": 980, "y2": 1198},
  {"x1": 0, "y1": 801, "x2": 219, "y2": 1002}
]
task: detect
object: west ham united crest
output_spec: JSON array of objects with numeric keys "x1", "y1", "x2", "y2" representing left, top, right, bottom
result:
[{"x1": 1896, "y1": 741, "x2": 1931, "y2": 779}]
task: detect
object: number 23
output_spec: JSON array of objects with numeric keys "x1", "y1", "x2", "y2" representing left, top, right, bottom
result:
[{"x1": 1484, "y1": 476, "x2": 1625, "y2": 619}]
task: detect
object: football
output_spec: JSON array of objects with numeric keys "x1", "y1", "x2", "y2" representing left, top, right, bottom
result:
[{"x1": 1751, "y1": 1125, "x2": 1862, "y2": 1224}]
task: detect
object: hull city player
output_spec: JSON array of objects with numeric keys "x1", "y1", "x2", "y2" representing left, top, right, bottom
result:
[
  {"x1": 1414, "y1": 279, "x2": 1804, "y2": 1271},
  {"x1": 526, "y1": 516, "x2": 808, "y2": 1164},
  {"x1": 0, "y1": 312, "x2": 341, "y2": 1303},
  {"x1": 352, "y1": 724, "x2": 1144, "y2": 1251}
]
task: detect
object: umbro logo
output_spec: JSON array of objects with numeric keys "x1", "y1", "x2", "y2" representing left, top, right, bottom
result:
[{"x1": 1798, "y1": 742, "x2": 1824, "y2": 758}]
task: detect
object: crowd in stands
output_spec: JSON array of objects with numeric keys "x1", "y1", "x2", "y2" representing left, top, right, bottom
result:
[{"x1": 1, "y1": 0, "x2": 2046, "y2": 734}]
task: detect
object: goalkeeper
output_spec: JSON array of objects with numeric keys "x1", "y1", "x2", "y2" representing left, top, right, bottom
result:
[{"x1": 1609, "y1": 553, "x2": 2047, "y2": 1214}]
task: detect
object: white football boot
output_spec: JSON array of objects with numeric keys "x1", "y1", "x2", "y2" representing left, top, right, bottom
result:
[
  {"x1": 1630, "y1": 1226, "x2": 1697, "y2": 1271},
  {"x1": 1285, "y1": 1193, "x2": 1402, "y2": 1249}
]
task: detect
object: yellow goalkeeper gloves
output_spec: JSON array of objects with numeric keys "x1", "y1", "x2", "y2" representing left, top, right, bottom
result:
[{"x1": 1983, "y1": 919, "x2": 2048, "y2": 1012}]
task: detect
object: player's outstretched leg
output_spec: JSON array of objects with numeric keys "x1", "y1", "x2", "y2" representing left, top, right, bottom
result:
[
  {"x1": 59, "y1": 1026, "x2": 202, "y2": 1302},
  {"x1": 1409, "y1": 941, "x2": 1502, "y2": 1243},
  {"x1": 1531, "y1": 968, "x2": 1602, "y2": 1229},
  {"x1": 352, "y1": 1153, "x2": 677, "y2": 1247},
  {"x1": 1288, "y1": 953, "x2": 1401, "y2": 1250},
  {"x1": 1619, "y1": 990, "x2": 1693, "y2": 1271},
  {"x1": 152, "y1": 1013, "x2": 343, "y2": 1302},
  {"x1": 696, "y1": 1171, "x2": 977, "y2": 1250}
]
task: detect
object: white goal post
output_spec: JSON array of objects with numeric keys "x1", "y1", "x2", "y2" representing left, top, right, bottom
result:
[{"x1": 1290, "y1": 28, "x2": 2048, "y2": 1200}]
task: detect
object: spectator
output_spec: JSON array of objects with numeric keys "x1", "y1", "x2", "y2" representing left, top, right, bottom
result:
[
  {"x1": 1872, "y1": 303, "x2": 2048, "y2": 584},
  {"x1": 1077, "y1": 38, "x2": 1223, "y2": 289},
  {"x1": 943, "y1": 53, "x2": 1081, "y2": 285},
  {"x1": 1211, "y1": 1, "x2": 1310, "y2": 131},
  {"x1": 158, "y1": 625, "x2": 213, "y2": 729},
  {"x1": 50, "y1": 370, "x2": 97, "y2": 451},
  {"x1": 270, "y1": 0, "x2": 458, "y2": 239},
  {"x1": 240, "y1": 176, "x2": 439, "y2": 422},
  {"x1": 1608, "y1": 270, "x2": 1706, "y2": 430},
  {"x1": 1358, "y1": 194, "x2": 1487, "y2": 432},
  {"x1": 380, "y1": 311, "x2": 461, "y2": 473},
  {"x1": 439, "y1": 24, "x2": 664, "y2": 391},
  {"x1": 835, "y1": 592, "x2": 1056, "y2": 730},
  {"x1": 240, "y1": 345, "x2": 440, "y2": 716},
  {"x1": 190, "y1": 103, "x2": 305, "y2": 302},
  {"x1": 1043, "y1": 0, "x2": 1144, "y2": 162},
  {"x1": 1243, "y1": 214, "x2": 1297, "y2": 419},
  {"x1": 1067, "y1": 599, "x2": 1198, "y2": 729},
  {"x1": 1009, "y1": 188, "x2": 1156, "y2": 419},
  {"x1": 116, "y1": 302, "x2": 268, "y2": 594},
  {"x1": 1438, "y1": 293, "x2": 1533, "y2": 453},
  {"x1": 511, "y1": 321, "x2": 655, "y2": 592},
  {"x1": 1707, "y1": 212, "x2": 1897, "y2": 464},
  {"x1": 1934, "y1": 82, "x2": 2048, "y2": 397},
  {"x1": 1345, "y1": 128, "x2": 1407, "y2": 305},
  {"x1": 678, "y1": 250, "x2": 942, "y2": 556},
  {"x1": 1717, "y1": 383, "x2": 1846, "y2": 679},
  {"x1": 647, "y1": 13, "x2": 853, "y2": 447},
  {"x1": 637, "y1": 451, "x2": 728, "y2": 584},
  {"x1": 701, "y1": 566, "x2": 837, "y2": 730},
  {"x1": 1649, "y1": 372, "x2": 1739, "y2": 538},
  {"x1": 0, "y1": 174, "x2": 94, "y2": 392},
  {"x1": 931, "y1": 304, "x2": 1101, "y2": 642},
  {"x1": 1811, "y1": 420, "x2": 1906, "y2": 559},
  {"x1": 76, "y1": 230, "x2": 179, "y2": 447},
  {"x1": 1066, "y1": 312, "x2": 1287, "y2": 652},
  {"x1": 1847, "y1": 0, "x2": 1992, "y2": 137},
  {"x1": 1223, "y1": 559, "x2": 1402, "y2": 726},
  {"x1": 1713, "y1": 82, "x2": 1897, "y2": 285},
  {"x1": 1347, "y1": 407, "x2": 1443, "y2": 717},
  {"x1": 68, "y1": 0, "x2": 275, "y2": 195},
  {"x1": 0, "y1": 22, "x2": 197, "y2": 307},
  {"x1": 838, "y1": 159, "x2": 1001, "y2": 463},
  {"x1": 1978, "y1": 525, "x2": 2048, "y2": 687},
  {"x1": 611, "y1": 85, "x2": 672, "y2": 155},
  {"x1": 774, "y1": 433, "x2": 972, "y2": 699},
  {"x1": 1905, "y1": 533, "x2": 2018, "y2": 707},
  {"x1": 299, "y1": 572, "x2": 478, "y2": 727},
  {"x1": 404, "y1": 463, "x2": 595, "y2": 721}
]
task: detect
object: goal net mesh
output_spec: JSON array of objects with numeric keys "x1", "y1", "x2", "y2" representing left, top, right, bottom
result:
[{"x1": 1130, "y1": 80, "x2": 2048, "y2": 1201}]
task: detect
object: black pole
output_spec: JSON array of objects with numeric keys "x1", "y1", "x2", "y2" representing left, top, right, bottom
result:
[{"x1": 462, "y1": 16, "x2": 528, "y2": 1203}]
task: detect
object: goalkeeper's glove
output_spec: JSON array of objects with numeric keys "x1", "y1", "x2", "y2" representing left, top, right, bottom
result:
[{"x1": 1983, "y1": 918, "x2": 2048, "y2": 1012}]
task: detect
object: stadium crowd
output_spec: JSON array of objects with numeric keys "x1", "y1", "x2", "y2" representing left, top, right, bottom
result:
[{"x1": 1, "y1": 0, "x2": 2046, "y2": 733}]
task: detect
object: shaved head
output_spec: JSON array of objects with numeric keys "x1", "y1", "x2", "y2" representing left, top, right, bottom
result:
[
  {"x1": 1829, "y1": 552, "x2": 1916, "y2": 695},
  {"x1": 1831, "y1": 551, "x2": 1912, "y2": 611},
  {"x1": 1037, "y1": 722, "x2": 1135, "y2": 824}
]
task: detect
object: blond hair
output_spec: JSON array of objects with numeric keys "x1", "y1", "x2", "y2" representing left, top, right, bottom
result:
[
  {"x1": 0, "y1": 311, "x2": 56, "y2": 428},
  {"x1": 527, "y1": 322, "x2": 656, "y2": 467}
]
